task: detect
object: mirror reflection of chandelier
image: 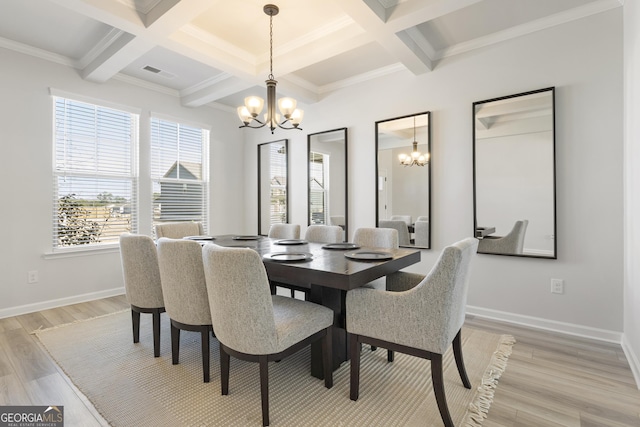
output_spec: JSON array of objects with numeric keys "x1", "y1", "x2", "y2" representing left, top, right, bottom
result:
[
  {"x1": 237, "y1": 4, "x2": 303, "y2": 134},
  {"x1": 398, "y1": 116, "x2": 429, "y2": 167}
]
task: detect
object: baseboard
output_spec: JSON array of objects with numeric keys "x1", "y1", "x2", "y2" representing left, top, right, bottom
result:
[
  {"x1": 466, "y1": 305, "x2": 623, "y2": 344},
  {"x1": 621, "y1": 334, "x2": 640, "y2": 390},
  {"x1": 0, "y1": 287, "x2": 125, "y2": 320}
]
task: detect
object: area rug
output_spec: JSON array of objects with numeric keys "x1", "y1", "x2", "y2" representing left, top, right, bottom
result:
[{"x1": 35, "y1": 311, "x2": 514, "y2": 426}]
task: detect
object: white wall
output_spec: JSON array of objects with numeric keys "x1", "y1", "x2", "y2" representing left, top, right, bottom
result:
[
  {"x1": 623, "y1": 1, "x2": 640, "y2": 387},
  {"x1": 244, "y1": 9, "x2": 624, "y2": 338},
  {"x1": 0, "y1": 47, "x2": 245, "y2": 316}
]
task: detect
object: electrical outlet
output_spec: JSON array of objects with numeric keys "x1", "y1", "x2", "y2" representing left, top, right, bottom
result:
[
  {"x1": 28, "y1": 270, "x2": 38, "y2": 284},
  {"x1": 550, "y1": 278, "x2": 564, "y2": 294}
]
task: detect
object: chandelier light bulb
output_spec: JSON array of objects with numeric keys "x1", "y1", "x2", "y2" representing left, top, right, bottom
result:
[{"x1": 278, "y1": 97, "x2": 297, "y2": 118}]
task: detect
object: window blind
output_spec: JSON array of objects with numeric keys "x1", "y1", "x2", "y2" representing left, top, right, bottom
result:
[
  {"x1": 150, "y1": 118, "x2": 209, "y2": 236},
  {"x1": 309, "y1": 151, "x2": 327, "y2": 224},
  {"x1": 269, "y1": 142, "x2": 287, "y2": 226},
  {"x1": 53, "y1": 97, "x2": 138, "y2": 249}
]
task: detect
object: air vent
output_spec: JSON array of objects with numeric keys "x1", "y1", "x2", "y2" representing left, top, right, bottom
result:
[
  {"x1": 143, "y1": 65, "x2": 161, "y2": 74},
  {"x1": 142, "y1": 65, "x2": 175, "y2": 79}
]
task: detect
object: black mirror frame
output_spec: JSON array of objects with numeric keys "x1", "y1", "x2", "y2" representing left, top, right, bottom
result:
[
  {"x1": 375, "y1": 112, "x2": 432, "y2": 249},
  {"x1": 307, "y1": 128, "x2": 348, "y2": 240},
  {"x1": 472, "y1": 87, "x2": 557, "y2": 259},
  {"x1": 258, "y1": 139, "x2": 289, "y2": 236}
]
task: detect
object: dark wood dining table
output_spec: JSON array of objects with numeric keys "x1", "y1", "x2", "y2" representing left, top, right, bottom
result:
[{"x1": 209, "y1": 235, "x2": 421, "y2": 379}]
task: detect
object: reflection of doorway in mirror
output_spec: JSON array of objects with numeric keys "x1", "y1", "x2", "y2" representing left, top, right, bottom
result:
[
  {"x1": 378, "y1": 169, "x2": 389, "y2": 219},
  {"x1": 309, "y1": 151, "x2": 330, "y2": 225}
]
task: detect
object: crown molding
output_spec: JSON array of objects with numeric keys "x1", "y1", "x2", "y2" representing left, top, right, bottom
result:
[{"x1": 318, "y1": 63, "x2": 406, "y2": 94}]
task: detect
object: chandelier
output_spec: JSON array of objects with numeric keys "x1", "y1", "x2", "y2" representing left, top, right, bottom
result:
[
  {"x1": 237, "y1": 4, "x2": 303, "y2": 134},
  {"x1": 398, "y1": 116, "x2": 429, "y2": 167}
]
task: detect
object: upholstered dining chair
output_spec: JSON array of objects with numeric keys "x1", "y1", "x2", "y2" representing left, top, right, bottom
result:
[
  {"x1": 379, "y1": 220, "x2": 411, "y2": 246},
  {"x1": 202, "y1": 245, "x2": 334, "y2": 427},
  {"x1": 267, "y1": 223, "x2": 300, "y2": 239},
  {"x1": 119, "y1": 233, "x2": 165, "y2": 357},
  {"x1": 156, "y1": 238, "x2": 214, "y2": 383},
  {"x1": 477, "y1": 220, "x2": 528, "y2": 255},
  {"x1": 304, "y1": 225, "x2": 343, "y2": 244},
  {"x1": 155, "y1": 221, "x2": 204, "y2": 239},
  {"x1": 416, "y1": 215, "x2": 429, "y2": 222},
  {"x1": 346, "y1": 237, "x2": 479, "y2": 427},
  {"x1": 353, "y1": 227, "x2": 399, "y2": 250}
]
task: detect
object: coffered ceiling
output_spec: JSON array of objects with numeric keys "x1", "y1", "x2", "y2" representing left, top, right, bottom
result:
[{"x1": 0, "y1": 0, "x2": 621, "y2": 111}]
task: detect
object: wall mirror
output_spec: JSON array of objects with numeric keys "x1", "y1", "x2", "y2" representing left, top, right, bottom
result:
[
  {"x1": 308, "y1": 128, "x2": 348, "y2": 240},
  {"x1": 473, "y1": 87, "x2": 556, "y2": 258},
  {"x1": 376, "y1": 112, "x2": 431, "y2": 249},
  {"x1": 258, "y1": 139, "x2": 288, "y2": 235}
]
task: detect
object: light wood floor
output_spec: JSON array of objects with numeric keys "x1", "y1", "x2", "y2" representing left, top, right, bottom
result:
[{"x1": 0, "y1": 295, "x2": 638, "y2": 426}]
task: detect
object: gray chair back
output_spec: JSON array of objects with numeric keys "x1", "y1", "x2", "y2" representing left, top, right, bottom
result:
[
  {"x1": 478, "y1": 220, "x2": 528, "y2": 254},
  {"x1": 202, "y1": 245, "x2": 278, "y2": 354},
  {"x1": 414, "y1": 220, "x2": 429, "y2": 247},
  {"x1": 330, "y1": 215, "x2": 345, "y2": 227},
  {"x1": 268, "y1": 223, "x2": 300, "y2": 239},
  {"x1": 155, "y1": 222, "x2": 204, "y2": 239},
  {"x1": 156, "y1": 238, "x2": 211, "y2": 326},
  {"x1": 379, "y1": 220, "x2": 411, "y2": 246},
  {"x1": 353, "y1": 227, "x2": 398, "y2": 249},
  {"x1": 305, "y1": 225, "x2": 343, "y2": 244},
  {"x1": 119, "y1": 233, "x2": 164, "y2": 309},
  {"x1": 390, "y1": 215, "x2": 412, "y2": 226}
]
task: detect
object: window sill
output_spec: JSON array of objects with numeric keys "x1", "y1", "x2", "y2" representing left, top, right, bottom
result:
[{"x1": 43, "y1": 244, "x2": 120, "y2": 259}]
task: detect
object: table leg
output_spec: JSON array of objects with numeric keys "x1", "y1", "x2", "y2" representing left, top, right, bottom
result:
[{"x1": 309, "y1": 285, "x2": 347, "y2": 379}]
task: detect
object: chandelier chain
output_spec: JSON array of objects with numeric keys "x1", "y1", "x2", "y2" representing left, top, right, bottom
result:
[{"x1": 269, "y1": 13, "x2": 274, "y2": 80}]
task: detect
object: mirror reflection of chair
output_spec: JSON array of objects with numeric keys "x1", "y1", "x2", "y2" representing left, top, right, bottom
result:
[
  {"x1": 119, "y1": 233, "x2": 165, "y2": 357},
  {"x1": 379, "y1": 220, "x2": 411, "y2": 246},
  {"x1": 416, "y1": 215, "x2": 429, "y2": 222},
  {"x1": 478, "y1": 220, "x2": 529, "y2": 255},
  {"x1": 202, "y1": 245, "x2": 334, "y2": 427},
  {"x1": 329, "y1": 215, "x2": 345, "y2": 228},
  {"x1": 414, "y1": 220, "x2": 429, "y2": 247},
  {"x1": 390, "y1": 215, "x2": 412, "y2": 226},
  {"x1": 267, "y1": 223, "x2": 300, "y2": 239},
  {"x1": 346, "y1": 237, "x2": 479, "y2": 427},
  {"x1": 155, "y1": 222, "x2": 204, "y2": 239},
  {"x1": 156, "y1": 238, "x2": 214, "y2": 383}
]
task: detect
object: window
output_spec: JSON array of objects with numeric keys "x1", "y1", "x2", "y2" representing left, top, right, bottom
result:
[
  {"x1": 309, "y1": 151, "x2": 328, "y2": 224},
  {"x1": 150, "y1": 117, "x2": 209, "y2": 235},
  {"x1": 53, "y1": 96, "x2": 138, "y2": 250}
]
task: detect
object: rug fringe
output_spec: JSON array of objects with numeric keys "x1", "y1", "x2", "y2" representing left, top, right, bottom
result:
[
  {"x1": 463, "y1": 334, "x2": 515, "y2": 427},
  {"x1": 31, "y1": 309, "x2": 130, "y2": 335}
]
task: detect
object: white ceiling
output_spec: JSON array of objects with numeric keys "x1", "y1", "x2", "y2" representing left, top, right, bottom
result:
[{"x1": 0, "y1": 0, "x2": 621, "y2": 111}]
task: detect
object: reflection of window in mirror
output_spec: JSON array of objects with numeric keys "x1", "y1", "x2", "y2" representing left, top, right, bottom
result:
[
  {"x1": 473, "y1": 87, "x2": 556, "y2": 258},
  {"x1": 309, "y1": 151, "x2": 329, "y2": 224},
  {"x1": 258, "y1": 140, "x2": 288, "y2": 235},
  {"x1": 307, "y1": 128, "x2": 348, "y2": 239},
  {"x1": 375, "y1": 112, "x2": 431, "y2": 249}
]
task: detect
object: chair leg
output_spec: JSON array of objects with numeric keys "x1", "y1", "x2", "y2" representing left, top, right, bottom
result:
[
  {"x1": 371, "y1": 345, "x2": 377, "y2": 351},
  {"x1": 220, "y1": 343, "x2": 230, "y2": 396},
  {"x1": 431, "y1": 354, "x2": 454, "y2": 427},
  {"x1": 387, "y1": 349, "x2": 394, "y2": 362},
  {"x1": 290, "y1": 289, "x2": 295, "y2": 298},
  {"x1": 349, "y1": 334, "x2": 361, "y2": 401},
  {"x1": 171, "y1": 322, "x2": 180, "y2": 365},
  {"x1": 201, "y1": 327, "x2": 210, "y2": 383},
  {"x1": 152, "y1": 309, "x2": 161, "y2": 357},
  {"x1": 259, "y1": 356, "x2": 269, "y2": 426},
  {"x1": 131, "y1": 309, "x2": 140, "y2": 344},
  {"x1": 453, "y1": 329, "x2": 471, "y2": 389},
  {"x1": 321, "y1": 327, "x2": 333, "y2": 389}
]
